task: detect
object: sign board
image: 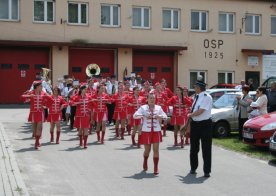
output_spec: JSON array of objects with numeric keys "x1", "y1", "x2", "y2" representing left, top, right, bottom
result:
[
  {"x1": 263, "y1": 55, "x2": 276, "y2": 79},
  {"x1": 248, "y1": 56, "x2": 259, "y2": 66},
  {"x1": 21, "y1": 70, "x2": 26, "y2": 78}
]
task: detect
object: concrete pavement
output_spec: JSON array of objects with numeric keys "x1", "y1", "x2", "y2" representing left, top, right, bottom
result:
[{"x1": 1, "y1": 107, "x2": 276, "y2": 196}]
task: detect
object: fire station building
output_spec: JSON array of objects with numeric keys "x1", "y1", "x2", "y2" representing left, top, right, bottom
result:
[{"x1": 0, "y1": 0, "x2": 276, "y2": 103}]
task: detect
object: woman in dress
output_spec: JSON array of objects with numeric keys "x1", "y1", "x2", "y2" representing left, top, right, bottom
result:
[
  {"x1": 112, "y1": 83, "x2": 128, "y2": 139},
  {"x1": 21, "y1": 81, "x2": 48, "y2": 149},
  {"x1": 128, "y1": 86, "x2": 146, "y2": 147},
  {"x1": 167, "y1": 86, "x2": 193, "y2": 148},
  {"x1": 71, "y1": 84, "x2": 93, "y2": 149},
  {"x1": 133, "y1": 93, "x2": 167, "y2": 175},
  {"x1": 91, "y1": 84, "x2": 112, "y2": 144},
  {"x1": 45, "y1": 86, "x2": 67, "y2": 144}
]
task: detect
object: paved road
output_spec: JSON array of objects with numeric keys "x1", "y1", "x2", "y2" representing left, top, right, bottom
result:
[{"x1": 1, "y1": 108, "x2": 276, "y2": 196}]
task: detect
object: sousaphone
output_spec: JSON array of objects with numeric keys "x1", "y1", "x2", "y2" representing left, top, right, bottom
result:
[{"x1": 86, "y1": 64, "x2": 100, "y2": 77}]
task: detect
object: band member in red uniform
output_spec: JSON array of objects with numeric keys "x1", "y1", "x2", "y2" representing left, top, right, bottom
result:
[
  {"x1": 21, "y1": 81, "x2": 48, "y2": 150},
  {"x1": 167, "y1": 86, "x2": 193, "y2": 148},
  {"x1": 86, "y1": 78, "x2": 96, "y2": 134},
  {"x1": 91, "y1": 84, "x2": 112, "y2": 144},
  {"x1": 128, "y1": 86, "x2": 146, "y2": 147},
  {"x1": 112, "y1": 84, "x2": 128, "y2": 139},
  {"x1": 133, "y1": 93, "x2": 167, "y2": 175},
  {"x1": 45, "y1": 86, "x2": 67, "y2": 144},
  {"x1": 183, "y1": 87, "x2": 192, "y2": 144},
  {"x1": 71, "y1": 84, "x2": 93, "y2": 149},
  {"x1": 124, "y1": 80, "x2": 133, "y2": 135},
  {"x1": 160, "y1": 78, "x2": 174, "y2": 99},
  {"x1": 139, "y1": 80, "x2": 151, "y2": 98},
  {"x1": 153, "y1": 82, "x2": 169, "y2": 136}
]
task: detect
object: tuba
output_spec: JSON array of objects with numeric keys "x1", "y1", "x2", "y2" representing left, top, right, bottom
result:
[{"x1": 86, "y1": 64, "x2": 100, "y2": 77}]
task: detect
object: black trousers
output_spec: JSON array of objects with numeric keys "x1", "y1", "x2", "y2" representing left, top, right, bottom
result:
[
  {"x1": 70, "y1": 106, "x2": 76, "y2": 129},
  {"x1": 107, "y1": 103, "x2": 115, "y2": 124},
  {"x1": 44, "y1": 108, "x2": 48, "y2": 119},
  {"x1": 238, "y1": 118, "x2": 248, "y2": 140},
  {"x1": 62, "y1": 108, "x2": 66, "y2": 121},
  {"x1": 190, "y1": 119, "x2": 212, "y2": 174}
]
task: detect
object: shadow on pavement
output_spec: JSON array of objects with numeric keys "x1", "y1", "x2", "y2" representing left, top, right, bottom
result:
[
  {"x1": 15, "y1": 146, "x2": 37, "y2": 153},
  {"x1": 61, "y1": 136, "x2": 79, "y2": 141},
  {"x1": 176, "y1": 174, "x2": 208, "y2": 184},
  {"x1": 60, "y1": 146, "x2": 85, "y2": 151},
  {"x1": 166, "y1": 146, "x2": 186, "y2": 151},
  {"x1": 16, "y1": 137, "x2": 33, "y2": 141},
  {"x1": 123, "y1": 171, "x2": 158, "y2": 180},
  {"x1": 115, "y1": 144, "x2": 140, "y2": 150}
]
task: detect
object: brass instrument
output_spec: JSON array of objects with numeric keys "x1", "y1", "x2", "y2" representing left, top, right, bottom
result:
[
  {"x1": 85, "y1": 64, "x2": 100, "y2": 77},
  {"x1": 42, "y1": 67, "x2": 52, "y2": 86},
  {"x1": 42, "y1": 68, "x2": 51, "y2": 79}
]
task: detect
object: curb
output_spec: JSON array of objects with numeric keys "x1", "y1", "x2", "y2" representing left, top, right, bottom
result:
[{"x1": 0, "y1": 123, "x2": 29, "y2": 196}]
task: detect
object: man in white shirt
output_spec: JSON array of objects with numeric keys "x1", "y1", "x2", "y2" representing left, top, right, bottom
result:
[
  {"x1": 187, "y1": 79, "x2": 213, "y2": 178},
  {"x1": 106, "y1": 75, "x2": 118, "y2": 125}
]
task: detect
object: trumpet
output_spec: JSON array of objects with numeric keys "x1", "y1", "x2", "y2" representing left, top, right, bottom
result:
[{"x1": 86, "y1": 64, "x2": 100, "y2": 77}]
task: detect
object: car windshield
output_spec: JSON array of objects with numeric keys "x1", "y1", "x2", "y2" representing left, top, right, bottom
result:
[{"x1": 213, "y1": 94, "x2": 237, "y2": 108}]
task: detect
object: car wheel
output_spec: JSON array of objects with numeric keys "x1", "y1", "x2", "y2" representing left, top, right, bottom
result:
[{"x1": 214, "y1": 122, "x2": 229, "y2": 138}]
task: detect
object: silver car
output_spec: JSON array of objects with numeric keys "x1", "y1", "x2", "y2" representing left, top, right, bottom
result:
[{"x1": 211, "y1": 91, "x2": 256, "y2": 137}]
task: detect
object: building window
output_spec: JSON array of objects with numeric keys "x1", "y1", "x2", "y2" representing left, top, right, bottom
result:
[
  {"x1": 245, "y1": 14, "x2": 261, "y2": 35},
  {"x1": 68, "y1": 2, "x2": 88, "y2": 25},
  {"x1": 34, "y1": 0, "x2": 54, "y2": 23},
  {"x1": 162, "y1": 9, "x2": 180, "y2": 30},
  {"x1": 271, "y1": 16, "x2": 276, "y2": 35},
  {"x1": 191, "y1": 11, "x2": 208, "y2": 32},
  {"x1": 190, "y1": 71, "x2": 207, "y2": 89},
  {"x1": 0, "y1": 0, "x2": 19, "y2": 20},
  {"x1": 132, "y1": 6, "x2": 150, "y2": 29},
  {"x1": 218, "y1": 72, "x2": 234, "y2": 84},
  {"x1": 219, "y1": 12, "x2": 234, "y2": 33},
  {"x1": 101, "y1": 4, "x2": 120, "y2": 27}
]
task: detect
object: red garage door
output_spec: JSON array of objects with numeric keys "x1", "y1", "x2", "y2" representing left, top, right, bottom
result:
[
  {"x1": 133, "y1": 50, "x2": 174, "y2": 90},
  {"x1": 0, "y1": 47, "x2": 49, "y2": 104},
  {"x1": 69, "y1": 48, "x2": 115, "y2": 82}
]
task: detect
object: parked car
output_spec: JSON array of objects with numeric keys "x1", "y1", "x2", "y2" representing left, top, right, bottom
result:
[
  {"x1": 210, "y1": 83, "x2": 239, "y2": 89},
  {"x1": 206, "y1": 88, "x2": 240, "y2": 102},
  {"x1": 269, "y1": 131, "x2": 276, "y2": 156},
  {"x1": 211, "y1": 91, "x2": 256, "y2": 137},
  {"x1": 243, "y1": 112, "x2": 276, "y2": 147}
]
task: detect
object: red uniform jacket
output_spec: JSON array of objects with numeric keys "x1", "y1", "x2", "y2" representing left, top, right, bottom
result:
[
  {"x1": 71, "y1": 95, "x2": 93, "y2": 117},
  {"x1": 45, "y1": 96, "x2": 67, "y2": 114},
  {"x1": 112, "y1": 93, "x2": 129, "y2": 112},
  {"x1": 91, "y1": 93, "x2": 112, "y2": 113},
  {"x1": 162, "y1": 88, "x2": 174, "y2": 99},
  {"x1": 21, "y1": 91, "x2": 48, "y2": 112},
  {"x1": 154, "y1": 91, "x2": 169, "y2": 113},
  {"x1": 128, "y1": 95, "x2": 147, "y2": 114},
  {"x1": 167, "y1": 96, "x2": 193, "y2": 117}
]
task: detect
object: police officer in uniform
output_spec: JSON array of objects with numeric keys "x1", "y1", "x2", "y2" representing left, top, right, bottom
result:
[{"x1": 187, "y1": 79, "x2": 213, "y2": 178}]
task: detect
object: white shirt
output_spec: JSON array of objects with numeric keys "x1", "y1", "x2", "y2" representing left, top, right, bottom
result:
[
  {"x1": 106, "y1": 81, "x2": 118, "y2": 95},
  {"x1": 192, "y1": 91, "x2": 213, "y2": 121},
  {"x1": 255, "y1": 94, "x2": 268, "y2": 115},
  {"x1": 133, "y1": 105, "x2": 167, "y2": 132}
]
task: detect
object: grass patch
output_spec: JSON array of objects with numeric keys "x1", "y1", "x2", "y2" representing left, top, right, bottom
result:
[{"x1": 213, "y1": 132, "x2": 276, "y2": 161}]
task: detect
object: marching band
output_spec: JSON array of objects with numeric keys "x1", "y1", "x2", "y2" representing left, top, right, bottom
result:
[{"x1": 21, "y1": 67, "x2": 195, "y2": 175}]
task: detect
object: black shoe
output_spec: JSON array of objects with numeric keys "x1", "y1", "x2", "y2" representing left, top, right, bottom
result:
[
  {"x1": 204, "y1": 173, "x2": 210, "y2": 178},
  {"x1": 190, "y1": 170, "x2": 197, "y2": 174}
]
